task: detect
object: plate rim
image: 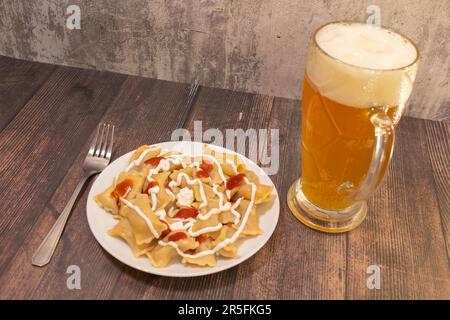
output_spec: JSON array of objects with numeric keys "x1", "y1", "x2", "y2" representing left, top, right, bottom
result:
[{"x1": 86, "y1": 141, "x2": 280, "y2": 277}]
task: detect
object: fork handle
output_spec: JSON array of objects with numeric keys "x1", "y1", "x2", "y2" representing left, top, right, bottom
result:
[{"x1": 32, "y1": 174, "x2": 92, "y2": 267}]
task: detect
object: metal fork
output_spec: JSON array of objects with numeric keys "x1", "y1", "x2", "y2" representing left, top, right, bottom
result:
[
  {"x1": 32, "y1": 123, "x2": 115, "y2": 267},
  {"x1": 185, "y1": 80, "x2": 199, "y2": 109}
]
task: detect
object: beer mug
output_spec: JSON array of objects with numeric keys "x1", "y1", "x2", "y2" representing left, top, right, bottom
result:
[{"x1": 287, "y1": 21, "x2": 419, "y2": 232}]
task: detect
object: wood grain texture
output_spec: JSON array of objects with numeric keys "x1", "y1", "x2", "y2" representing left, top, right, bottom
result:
[
  {"x1": 0, "y1": 64, "x2": 127, "y2": 298},
  {"x1": 0, "y1": 56, "x2": 55, "y2": 131},
  {"x1": 0, "y1": 0, "x2": 449, "y2": 121},
  {"x1": 424, "y1": 121, "x2": 450, "y2": 260},
  {"x1": 345, "y1": 118, "x2": 450, "y2": 299},
  {"x1": 0, "y1": 75, "x2": 194, "y2": 299},
  {"x1": 0, "y1": 57, "x2": 448, "y2": 299}
]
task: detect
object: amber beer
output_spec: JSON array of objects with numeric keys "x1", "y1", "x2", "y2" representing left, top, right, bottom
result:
[{"x1": 288, "y1": 22, "x2": 419, "y2": 232}]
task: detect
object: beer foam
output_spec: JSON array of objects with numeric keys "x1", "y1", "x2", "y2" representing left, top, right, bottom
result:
[
  {"x1": 306, "y1": 22, "x2": 419, "y2": 108},
  {"x1": 316, "y1": 23, "x2": 417, "y2": 70}
]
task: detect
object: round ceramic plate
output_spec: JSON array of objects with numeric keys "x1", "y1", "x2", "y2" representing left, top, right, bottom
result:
[{"x1": 86, "y1": 141, "x2": 280, "y2": 277}]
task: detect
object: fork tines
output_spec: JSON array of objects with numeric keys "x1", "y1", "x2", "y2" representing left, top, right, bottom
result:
[
  {"x1": 184, "y1": 80, "x2": 199, "y2": 110},
  {"x1": 89, "y1": 123, "x2": 115, "y2": 160}
]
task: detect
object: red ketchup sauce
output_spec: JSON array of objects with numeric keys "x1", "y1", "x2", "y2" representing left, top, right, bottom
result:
[
  {"x1": 168, "y1": 232, "x2": 187, "y2": 242},
  {"x1": 143, "y1": 181, "x2": 159, "y2": 194},
  {"x1": 144, "y1": 156, "x2": 165, "y2": 167},
  {"x1": 195, "y1": 234, "x2": 208, "y2": 243},
  {"x1": 226, "y1": 173, "x2": 246, "y2": 190},
  {"x1": 112, "y1": 179, "x2": 133, "y2": 198},
  {"x1": 196, "y1": 160, "x2": 213, "y2": 178},
  {"x1": 175, "y1": 207, "x2": 199, "y2": 219},
  {"x1": 160, "y1": 220, "x2": 171, "y2": 238}
]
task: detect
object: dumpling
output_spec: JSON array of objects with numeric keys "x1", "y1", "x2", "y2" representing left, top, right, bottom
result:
[
  {"x1": 191, "y1": 214, "x2": 221, "y2": 235},
  {"x1": 212, "y1": 225, "x2": 237, "y2": 258},
  {"x1": 108, "y1": 218, "x2": 155, "y2": 257},
  {"x1": 145, "y1": 171, "x2": 174, "y2": 210},
  {"x1": 96, "y1": 145, "x2": 273, "y2": 269},
  {"x1": 148, "y1": 234, "x2": 198, "y2": 268},
  {"x1": 95, "y1": 186, "x2": 119, "y2": 215},
  {"x1": 119, "y1": 194, "x2": 168, "y2": 245},
  {"x1": 95, "y1": 165, "x2": 146, "y2": 216},
  {"x1": 182, "y1": 239, "x2": 216, "y2": 267},
  {"x1": 146, "y1": 245, "x2": 177, "y2": 268},
  {"x1": 234, "y1": 199, "x2": 262, "y2": 236},
  {"x1": 236, "y1": 183, "x2": 272, "y2": 204},
  {"x1": 219, "y1": 210, "x2": 237, "y2": 224},
  {"x1": 114, "y1": 170, "x2": 146, "y2": 200},
  {"x1": 129, "y1": 145, "x2": 161, "y2": 164}
]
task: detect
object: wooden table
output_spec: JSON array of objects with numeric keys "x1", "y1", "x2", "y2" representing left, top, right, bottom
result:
[{"x1": 0, "y1": 56, "x2": 448, "y2": 300}]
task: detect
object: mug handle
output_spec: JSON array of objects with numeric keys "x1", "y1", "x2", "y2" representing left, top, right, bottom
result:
[{"x1": 355, "y1": 109, "x2": 395, "y2": 200}]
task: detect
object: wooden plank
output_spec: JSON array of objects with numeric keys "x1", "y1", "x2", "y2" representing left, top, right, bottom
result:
[
  {"x1": 0, "y1": 56, "x2": 55, "y2": 130},
  {"x1": 424, "y1": 120, "x2": 450, "y2": 259},
  {"x1": 0, "y1": 66, "x2": 127, "y2": 298},
  {"x1": 24, "y1": 78, "x2": 197, "y2": 299},
  {"x1": 345, "y1": 118, "x2": 450, "y2": 299}
]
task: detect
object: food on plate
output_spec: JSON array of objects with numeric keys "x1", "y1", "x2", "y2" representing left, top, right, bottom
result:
[{"x1": 95, "y1": 145, "x2": 273, "y2": 268}]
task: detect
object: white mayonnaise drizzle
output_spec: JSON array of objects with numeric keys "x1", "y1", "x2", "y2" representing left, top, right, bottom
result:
[
  {"x1": 196, "y1": 203, "x2": 230, "y2": 221},
  {"x1": 167, "y1": 206, "x2": 177, "y2": 217},
  {"x1": 230, "y1": 198, "x2": 242, "y2": 225},
  {"x1": 202, "y1": 154, "x2": 228, "y2": 184},
  {"x1": 114, "y1": 146, "x2": 162, "y2": 184},
  {"x1": 154, "y1": 209, "x2": 166, "y2": 220},
  {"x1": 125, "y1": 146, "x2": 161, "y2": 172},
  {"x1": 169, "y1": 221, "x2": 188, "y2": 231},
  {"x1": 146, "y1": 156, "x2": 186, "y2": 181},
  {"x1": 155, "y1": 208, "x2": 196, "y2": 231},
  {"x1": 120, "y1": 197, "x2": 160, "y2": 239},
  {"x1": 144, "y1": 155, "x2": 187, "y2": 211},
  {"x1": 168, "y1": 172, "x2": 208, "y2": 208},
  {"x1": 196, "y1": 185, "x2": 241, "y2": 225},
  {"x1": 187, "y1": 223, "x2": 223, "y2": 237},
  {"x1": 169, "y1": 218, "x2": 196, "y2": 231},
  {"x1": 165, "y1": 187, "x2": 176, "y2": 200},
  {"x1": 146, "y1": 180, "x2": 176, "y2": 214},
  {"x1": 158, "y1": 181, "x2": 256, "y2": 259},
  {"x1": 148, "y1": 185, "x2": 160, "y2": 211},
  {"x1": 226, "y1": 159, "x2": 238, "y2": 175},
  {"x1": 118, "y1": 147, "x2": 257, "y2": 259}
]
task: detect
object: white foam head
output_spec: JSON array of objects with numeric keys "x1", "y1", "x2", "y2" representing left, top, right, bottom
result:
[
  {"x1": 306, "y1": 22, "x2": 419, "y2": 108},
  {"x1": 316, "y1": 22, "x2": 417, "y2": 70}
]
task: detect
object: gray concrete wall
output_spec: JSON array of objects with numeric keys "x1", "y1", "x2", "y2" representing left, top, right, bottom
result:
[{"x1": 0, "y1": 0, "x2": 448, "y2": 121}]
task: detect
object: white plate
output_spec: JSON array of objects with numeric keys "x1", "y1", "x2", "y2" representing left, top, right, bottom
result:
[{"x1": 86, "y1": 141, "x2": 280, "y2": 277}]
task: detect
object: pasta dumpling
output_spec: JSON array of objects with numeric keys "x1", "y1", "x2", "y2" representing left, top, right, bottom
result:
[{"x1": 95, "y1": 145, "x2": 273, "y2": 268}]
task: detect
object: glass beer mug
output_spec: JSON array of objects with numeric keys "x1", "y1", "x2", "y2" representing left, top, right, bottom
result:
[{"x1": 287, "y1": 21, "x2": 419, "y2": 232}]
